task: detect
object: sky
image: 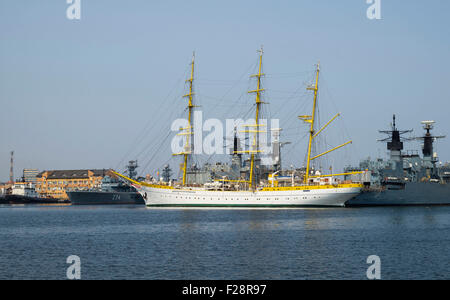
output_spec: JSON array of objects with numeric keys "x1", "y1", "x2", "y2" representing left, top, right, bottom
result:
[{"x1": 1, "y1": 0, "x2": 449, "y2": 181}]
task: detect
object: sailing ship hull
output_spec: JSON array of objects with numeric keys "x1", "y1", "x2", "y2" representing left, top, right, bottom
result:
[{"x1": 135, "y1": 185, "x2": 361, "y2": 208}]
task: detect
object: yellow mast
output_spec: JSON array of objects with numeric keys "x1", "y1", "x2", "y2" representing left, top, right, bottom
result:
[
  {"x1": 184, "y1": 52, "x2": 195, "y2": 185},
  {"x1": 172, "y1": 52, "x2": 195, "y2": 186},
  {"x1": 304, "y1": 62, "x2": 320, "y2": 183},
  {"x1": 300, "y1": 63, "x2": 357, "y2": 183},
  {"x1": 247, "y1": 47, "x2": 265, "y2": 189}
]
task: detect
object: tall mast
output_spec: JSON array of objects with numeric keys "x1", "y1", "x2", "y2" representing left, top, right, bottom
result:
[
  {"x1": 247, "y1": 47, "x2": 265, "y2": 189},
  {"x1": 183, "y1": 52, "x2": 195, "y2": 185},
  {"x1": 173, "y1": 53, "x2": 195, "y2": 186},
  {"x1": 304, "y1": 62, "x2": 320, "y2": 183},
  {"x1": 300, "y1": 62, "x2": 355, "y2": 182}
]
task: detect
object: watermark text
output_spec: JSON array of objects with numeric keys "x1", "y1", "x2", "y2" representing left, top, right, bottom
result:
[
  {"x1": 66, "y1": 0, "x2": 81, "y2": 20},
  {"x1": 66, "y1": 255, "x2": 81, "y2": 280},
  {"x1": 366, "y1": 0, "x2": 381, "y2": 20}
]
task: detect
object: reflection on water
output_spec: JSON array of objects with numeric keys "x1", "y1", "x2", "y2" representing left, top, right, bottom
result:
[{"x1": 0, "y1": 205, "x2": 449, "y2": 279}]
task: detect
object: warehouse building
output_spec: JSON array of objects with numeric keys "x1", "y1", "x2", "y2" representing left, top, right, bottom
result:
[{"x1": 36, "y1": 169, "x2": 111, "y2": 200}]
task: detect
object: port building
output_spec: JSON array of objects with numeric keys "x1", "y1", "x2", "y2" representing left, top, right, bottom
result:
[
  {"x1": 36, "y1": 169, "x2": 111, "y2": 200},
  {"x1": 23, "y1": 169, "x2": 39, "y2": 184}
]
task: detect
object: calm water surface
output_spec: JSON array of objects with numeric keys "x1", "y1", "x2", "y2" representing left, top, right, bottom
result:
[{"x1": 0, "y1": 205, "x2": 449, "y2": 280}]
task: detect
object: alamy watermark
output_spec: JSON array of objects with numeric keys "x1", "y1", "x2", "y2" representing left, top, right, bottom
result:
[
  {"x1": 63, "y1": 253, "x2": 381, "y2": 280},
  {"x1": 171, "y1": 111, "x2": 280, "y2": 165},
  {"x1": 66, "y1": 0, "x2": 81, "y2": 20},
  {"x1": 64, "y1": 1, "x2": 381, "y2": 22},
  {"x1": 366, "y1": 255, "x2": 381, "y2": 280},
  {"x1": 66, "y1": 255, "x2": 81, "y2": 280},
  {"x1": 366, "y1": 0, "x2": 382, "y2": 20}
]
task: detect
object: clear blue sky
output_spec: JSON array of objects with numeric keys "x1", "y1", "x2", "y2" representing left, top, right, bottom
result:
[{"x1": 1, "y1": 0, "x2": 449, "y2": 181}]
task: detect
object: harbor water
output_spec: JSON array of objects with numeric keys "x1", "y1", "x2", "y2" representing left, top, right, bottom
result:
[{"x1": 0, "y1": 205, "x2": 449, "y2": 280}]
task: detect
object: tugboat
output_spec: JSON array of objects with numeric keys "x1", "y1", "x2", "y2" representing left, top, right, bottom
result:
[
  {"x1": 346, "y1": 116, "x2": 450, "y2": 206},
  {"x1": 67, "y1": 161, "x2": 144, "y2": 205},
  {"x1": 0, "y1": 182, "x2": 66, "y2": 204}
]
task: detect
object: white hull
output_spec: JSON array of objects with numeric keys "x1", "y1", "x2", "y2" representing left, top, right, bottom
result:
[{"x1": 134, "y1": 185, "x2": 361, "y2": 208}]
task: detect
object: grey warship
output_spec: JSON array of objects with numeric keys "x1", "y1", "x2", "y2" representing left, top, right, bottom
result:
[
  {"x1": 346, "y1": 116, "x2": 449, "y2": 206},
  {"x1": 68, "y1": 161, "x2": 144, "y2": 205}
]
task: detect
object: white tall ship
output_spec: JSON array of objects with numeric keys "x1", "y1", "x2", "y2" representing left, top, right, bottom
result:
[{"x1": 115, "y1": 49, "x2": 364, "y2": 208}]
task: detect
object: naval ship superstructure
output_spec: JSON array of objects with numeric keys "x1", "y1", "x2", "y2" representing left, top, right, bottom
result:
[
  {"x1": 346, "y1": 116, "x2": 450, "y2": 206},
  {"x1": 441, "y1": 163, "x2": 450, "y2": 184},
  {"x1": 68, "y1": 161, "x2": 144, "y2": 205},
  {"x1": 114, "y1": 49, "x2": 363, "y2": 208}
]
